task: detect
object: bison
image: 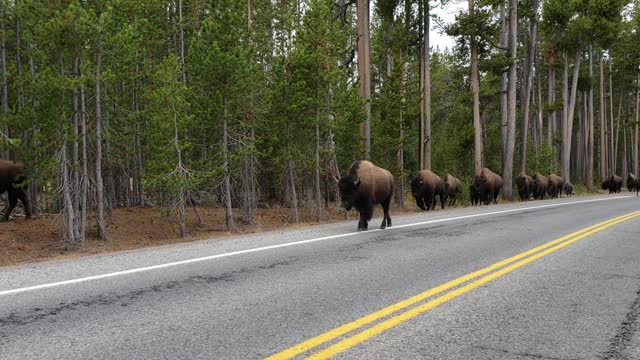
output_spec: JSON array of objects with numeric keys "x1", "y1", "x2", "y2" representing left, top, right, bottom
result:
[
  {"x1": 515, "y1": 172, "x2": 535, "y2": 201},
  {"x1": 532, "y1": 173, "x2": 548, "y2": 200},
  {"x1": 627, "y1": 173, "x2": 639, "y2": 196},
  {"x1": 443, "y1": 174, "x2": 461, "y2": 206},
  {"x1": 338, "y1": 160, "x2": 394, "y2": 231},
  {"x1": 547, "y1": 174, "x2": 564, "y2": 198},
  {"x1": 563, "y1": 182, "x2": 574, "y2": 197},
  {"x1": 603, "y1": 175, "x2": 623, "y2": 193},
  {"x1": 0, "y1": 160, "x2": 31, "y2": 221},
  {"x1": 472, "y1": 168, "x2": 502, "y2": 205},
  {"x1": 411, "y1": 170, "x2": 445, "y2": 211}
]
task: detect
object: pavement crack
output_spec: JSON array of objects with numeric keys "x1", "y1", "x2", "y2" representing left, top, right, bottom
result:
[
  {"x1": 0, "y1": 257, "x2": 298, "y2": 328},
  {"x1": 472, "y1": 344, "x2": 578, "y2": 360},
  {"x1": 600, "y1": 281, "x2": 640, "y2": 359}
]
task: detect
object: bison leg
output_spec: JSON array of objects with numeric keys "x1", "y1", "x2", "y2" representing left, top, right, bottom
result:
[
  {"x1": 380, "y1": 196, "x2": 392, "y2": 229},
  {"x1": 2, "y1": 193, "x2": 18, "y2": 221},
  {"x1": 17, "y1": 190, "x2": 31, "y2": 219},
  {"x1": 439, "y1": 192, "x2": 446, "y2": 210},
  {"x1": 357, "y1": 201, "x2": 373, "y2": 231}
]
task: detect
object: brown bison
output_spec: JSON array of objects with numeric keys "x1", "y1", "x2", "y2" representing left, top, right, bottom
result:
[
  {"x1": 515, "y1": 172, "x2": 535, "y2": 201},
  {"x1": 563, "y1": 182, "x2": 574, "y2": 197},
  {"x1": 472, "y1": 168, "x2": 502, "y2": 205},
  {"x1": 338, "y1": 160, "x2": 394, "y2": 231},
  {"x1": 0, "y1": 160, "x2": 31, "y2": 221},
  {"x1": 627, "y1": 173, "x2": 639, "y2": 196},
  {"x1": 411, "y1": 170, "x2": 445, "y2": 211},
  {"x1": 603, "y1": 175, "x2": 623, "y2": 193},
  {"x1": 532, "y1": 173, "x2": 548, "y2": 200},
  {"x1": 547, "y1": 174, "x2": 564, "y2": 198},
  {"x1": 443, "y1": 174, "x2": 461, "y2": 206}
]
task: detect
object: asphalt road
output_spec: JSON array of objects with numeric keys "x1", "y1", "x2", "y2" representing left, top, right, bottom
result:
[{"x1": 1, "y1": 194, "x2": 639, "y2": 359}]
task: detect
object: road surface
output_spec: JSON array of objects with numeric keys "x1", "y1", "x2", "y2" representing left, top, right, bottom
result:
[{"x1": 1, "y1": 194, "x2": 639, "y2": 359}]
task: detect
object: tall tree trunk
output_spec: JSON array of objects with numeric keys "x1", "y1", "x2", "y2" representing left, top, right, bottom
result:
[
  {"x1": 500, "y1": 1, "x2": 508, "y2": 162},
  {"x1": 613, "y1": 94, "x2": 623, "y2": 175},
  {"x1": 535, "y1": 52, "x2": 543, "y2": 150},
  {"x1": 503, "y1": 0, "x2": 517, "y2": 200},
  {"x1": 134, "y1": 58, "x2": 145, "y2": 206},
  {"x1": 562, "y1": 49, "x2": 582, "y2": 183},
  {"x1": 357, "y1": 0, "x2": 371, "y2": 159},
  {"x1": 520, "y1": 2, "x2": 538, "y2": 173},
  {"x1": 600, "y1": 55, "x2": 607, "y2": 180},
  {"x1": 420, "y1": 0, "x2": 431, "y2": 170},
  {"x1": 103, "y1": 81, "x2": 115, "y2": 212},
  {"x1": 173, "y1": 106, "x2": 187, "y2": 238},
  {"x1": 632, "y1": 75, "x2": 640, "y2": 176},
  {"x1": 61, "y1": 143, "x2": 79, "y2": 244},
  {"x1": 548, "y1": 68, "x2": 556, "y2": 149},
  {"x1": 95, "y1": 49, "x2": 109, "y2": 241},
  {"x1": 0, "y1": 1, "x2": 9, "y2": 160},
  {"x1": 80, "y1": 76, "x2": 88, "y2": 243},
  {"x1": 609, "y1": 60, "x2": 614, "y2": 175},
  {"x1": 72, "y1": 57, "x2": 80, "y2": 224},
  {"x1": 288, "y1": 158, "x2": 299, "y2": 223},
  {"x1": 314, "y1": 111, "x2": 322, "y2": 222},
  {"x1": 470, "y1": 0, "x2": 483, "y2": 175},
  {"x1": 587, "y1": 46, "x2": 594, "y2": 189},
  {"x1": 222, "y1": 97, "x2": 234, "y2": 229}
]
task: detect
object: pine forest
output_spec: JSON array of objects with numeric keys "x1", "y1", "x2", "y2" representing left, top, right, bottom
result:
[{"x1": 0, "y1": 0, "x2": 638, "y2": 244}]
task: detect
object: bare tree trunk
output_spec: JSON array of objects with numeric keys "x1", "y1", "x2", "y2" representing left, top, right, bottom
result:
[
  {"x1": 241, "y1": 128, "x2": 258, "y2": 225},
  {"x1": 314, "y1": 111, "x2": 322, "y2": 221},
  {"x1": 421, "y1": 0, "x2": 431, "y2": 170},
  {"x1": 587, "y1": 46, "x2": 594, "y2": 189},
  {"x1": 95, "y1": 49, "x2": 109, "y2": 241},
  {"x1": 623, "y1": 124, "x2": 628, "y2": 178},
  {"x1": 520, "y1": 2, "x2": 538, "y2": 173},
  {"x1": 134, "y1": 59, "x2": 145, "y2": 206},
  {"x1": 397, "y1": 61, "x2": 408, "y2": 209},
  {"x1": 632, "y1": 75, "x2": 640, "y2": 176},
  {"x1": 470, "y1": 0, "x2": 483, "y2": 175},
  {"x1": 536, "y1": 58, "x2": 543, "y2": 150},
  {"x1": 503, "y1": 0, "x2": 517, "y2": 200},
  {"x1": 103, "y1": 81, "x2": 115, "y2": 212},
  {"x1": 600, "y1": 55, "x2": 607, "y2": 180},
  {"x1": 0, "y1": 1, "x2": 9, "y2": 160},
  {"x1": 72, "y1": 57, "x2": 80, "y2": 224},
  {"x1": 61, "y1": 144, "x2": 79, "y2": 244},
  {"x1": 357, "y1": 0, "x2": 371, "y2": 159},
  {"x1": 222, "y1": 97, "x2": 234, "y2": 229},
  {"x1": 288, "y1": 158, "x2": 299, "y2": 223},
  {"x1": 548, "y1": 68, "x2": 556, "y2": 148},
  {"x1": 613, "y1": 94, "x2": 623, "y2": 175},
  {"x1": 609, "y1": 60, "x2": 614, "y2": 175},
  {"x1": 500, "y1": 1, "x2": 508, "y2": 161},
  {"x1": 80, "y1": 77, "x2": 88, "y2": 243}
]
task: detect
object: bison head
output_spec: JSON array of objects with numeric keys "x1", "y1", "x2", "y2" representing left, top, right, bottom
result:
[
  {"x1": 410, "y1": 177, "x2": 426, "y2": 210},
  {"x1": 338, "y1": 175, "x2": 360, "y2": 210},
  {"x1": 602, "y1": 180, "x2": 610, "y2": 190}
]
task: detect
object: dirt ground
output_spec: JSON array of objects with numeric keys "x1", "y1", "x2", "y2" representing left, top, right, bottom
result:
[{"x1": 0, "y1": 204, "x2": 418, "y2": 267}]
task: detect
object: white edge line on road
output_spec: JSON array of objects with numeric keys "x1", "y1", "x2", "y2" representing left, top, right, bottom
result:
[{"x1": 0, "y1": 196, "x2": 634, "y2": 297}]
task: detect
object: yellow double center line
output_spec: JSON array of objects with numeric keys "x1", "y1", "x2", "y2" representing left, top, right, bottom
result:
[{"x1": 267, "y1": 210, "x2": 640, "y2": 360}]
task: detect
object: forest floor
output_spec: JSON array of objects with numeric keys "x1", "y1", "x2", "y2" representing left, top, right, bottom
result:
[
  {"x1": 0, "y1": 203, "x2": 421, "y2": 267},
  {"x1": 0, "y1": 190, "x2": 604, "y2": 267}
]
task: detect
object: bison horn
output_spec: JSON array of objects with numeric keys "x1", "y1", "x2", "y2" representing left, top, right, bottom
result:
[{"x1": 354, "y1": 177, "x2": 361, "y2": 186}]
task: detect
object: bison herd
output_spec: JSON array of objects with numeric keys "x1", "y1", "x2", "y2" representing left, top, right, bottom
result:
[
  {"x1": 1, "y1": 158, "x2": 639, "y2": 229},
  {"x1": 337, "y1": 160, "x2": 639, "y2": 231}
]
